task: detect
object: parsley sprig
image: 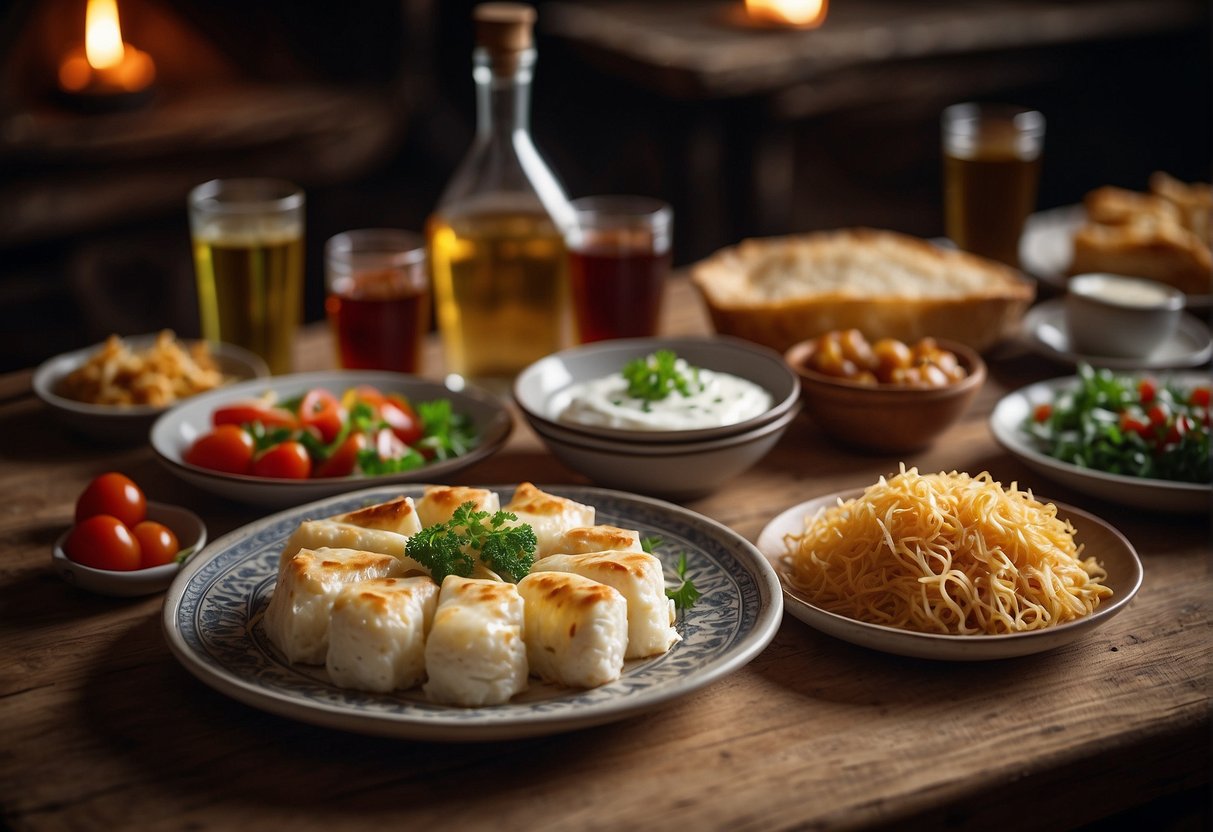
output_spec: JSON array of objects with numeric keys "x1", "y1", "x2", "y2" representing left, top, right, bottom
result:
[
  {"x1": 406, "y1": 501, "x2": 537, "y2": 583},
  {"x1": 622, "y1": 351, "x2": 703, "y2": 411},
  {"x1": 641, "y1": 535, "x2": 701, "y2": 610}
]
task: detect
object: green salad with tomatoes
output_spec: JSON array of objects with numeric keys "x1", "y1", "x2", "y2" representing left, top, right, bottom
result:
[
  {"x1": 184, "y1": 384, "x2": 478, "y2": 479},
  {"x1": 1024, "y1": 364, "x2": 1210, "y2": 484}
]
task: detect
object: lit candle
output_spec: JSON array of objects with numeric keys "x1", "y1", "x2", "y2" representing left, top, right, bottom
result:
[
  {"x1": 58, "y1": 0, "x2": 156, "y2": 98},
  {"x1": 744, "y1": 0, "x2": 829, "y2": 28}
]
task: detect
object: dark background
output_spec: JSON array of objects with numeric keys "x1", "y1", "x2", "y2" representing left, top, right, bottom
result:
[{"x1": 0, "y1": 0, "x2": 1209, "y2": 372}]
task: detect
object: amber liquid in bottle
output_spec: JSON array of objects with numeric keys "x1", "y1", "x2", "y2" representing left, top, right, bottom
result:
[{"x1": 429, "y1": 209, "x2": 567, "y2": 378}]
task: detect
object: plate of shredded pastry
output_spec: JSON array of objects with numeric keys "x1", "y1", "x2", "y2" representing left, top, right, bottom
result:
[
  {"x1": 755, "y1": 468, "x2": 1142, "y2": 661},
  {"x1": 164, "y1": 483, "x2": 782, "y2": 740}
]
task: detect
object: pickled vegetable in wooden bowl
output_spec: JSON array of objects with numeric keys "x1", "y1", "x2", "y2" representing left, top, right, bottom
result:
[{"x1": 785, "y1": 332, "x2": 985, "y2": 453}]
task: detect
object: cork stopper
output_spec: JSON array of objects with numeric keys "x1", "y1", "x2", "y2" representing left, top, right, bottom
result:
[{"x1": 475, "y1": 3, "x2": 536, "y2": 52}]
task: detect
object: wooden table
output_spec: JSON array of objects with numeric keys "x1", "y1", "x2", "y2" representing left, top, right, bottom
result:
[{"x1": 1, "y1": 277, "x2": 1208, "y2": 831}]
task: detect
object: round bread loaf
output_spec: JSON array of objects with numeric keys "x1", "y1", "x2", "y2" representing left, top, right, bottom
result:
[{"x1": 691, "y1": 228, "x2": 1035, "y2": 353}]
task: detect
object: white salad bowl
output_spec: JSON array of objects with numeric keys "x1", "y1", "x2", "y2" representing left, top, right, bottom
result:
[
  {"x1": 150, "y1": 371, "x2": 513, "y2": 508},
  {"x1": 52, "y1": 501, "x2": 207, "y2": 597},
  {"x1": 514, "y1": 336, "x2": 800, "y2": 445}
]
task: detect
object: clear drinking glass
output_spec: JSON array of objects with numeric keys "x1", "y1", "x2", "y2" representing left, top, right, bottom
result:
[
  {"x1": 325, "y1": 229, "x2": 430, "y2": 374},
  {"x1": 942, "y1": 103, "x2": 1045, "y2": 269},
  {"x1": 189, "y1": 178, "x2": 305, "y2": 374},
  {"x1": 566, "y1": 196, "x2": 673, "y2": 343}
]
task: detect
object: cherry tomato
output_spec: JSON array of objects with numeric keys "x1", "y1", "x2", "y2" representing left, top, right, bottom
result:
[
  {"x1": 1137, "y1": 378, "x2": 1157, "y2": 404},
  {"x1": 252, "y1": 441, "x2": 313, "y2": 479},
  {"x1": 381, "y1": 397, "x2": 422, "y2": 445},
  {"x1": 185, "y1": 425, "x2": 255, "y2": 474},
  {"x1": 351, "y1": 385, "x2": 386, "y2": 407},
  {"x1": 132, "y1": 521, "x2": 179, "y2": 568},
  {"x1": 213, "y1": 401, "x2": 297, "y2": 430},
  {"x1": 1033, "y1": 403, "x2": 1053, "y2": 423},
  {"x1": 1190, "y1": 387, "x2": 1211, "y2": 408},
  {"x1": 299, "y1": 389, "x2": 346, "y2": 444},
  {"x1": 64, "y1": 515, "x2": 141, "y2": 571},
  {"x1": 1165, "y1": 415, "x2": 1193, "y2": 446},
  {"x1": 314, "y1": 432, "x2": 368, "y2": 478},
  {"x1": 75, "y1": 472, "x2": 147, "y2": 527}
]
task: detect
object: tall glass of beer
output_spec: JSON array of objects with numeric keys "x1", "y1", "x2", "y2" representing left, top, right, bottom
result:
[{"x1": 189, "y1": 179, "x2": 305, "y2": 374}]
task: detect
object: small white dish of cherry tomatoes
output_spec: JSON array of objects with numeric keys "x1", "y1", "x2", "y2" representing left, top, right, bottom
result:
[{"x1": 52, "y1": 473, "x2": 207, "y2": 597}]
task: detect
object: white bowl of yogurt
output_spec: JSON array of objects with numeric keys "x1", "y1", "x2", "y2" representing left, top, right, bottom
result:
[
  {"x1": 514, "y1": 336, "x2": 800, "y2": 444},
  {"x1": 1065, "y1": 274, "x2": 1185, "y2": 358}
]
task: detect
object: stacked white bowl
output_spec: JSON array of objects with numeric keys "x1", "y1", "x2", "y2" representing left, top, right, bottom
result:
[{"x1": 514, "y1": 337, "x2": 801, "y2": 500}]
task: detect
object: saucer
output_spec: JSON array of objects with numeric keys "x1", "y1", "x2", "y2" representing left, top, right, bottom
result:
[{"x1": 1022, "y1": 299, "x2": 1212, "y2": 370}]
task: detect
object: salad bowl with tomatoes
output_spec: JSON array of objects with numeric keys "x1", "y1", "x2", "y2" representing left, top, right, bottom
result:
[{"x1": 151, "y1": 372, "x2": 512, "y2": 506}]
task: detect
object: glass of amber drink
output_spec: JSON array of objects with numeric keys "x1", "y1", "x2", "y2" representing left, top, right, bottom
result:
[
  {"x1": 942, "y1": 103, "x2": 1045, "y2": 269},
  {"x1": 566, "y1": 196, "x2": 673, "y2": 343},
  {"x1": 325, "y1": 229, "x2": 430, "y2": 374},
  {"x1": 189, "y1": 179, "x2": 305, "y2": 374}
]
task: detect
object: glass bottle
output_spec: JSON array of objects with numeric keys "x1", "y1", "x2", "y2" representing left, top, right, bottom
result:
[{"x1": 427, "y1": 2, "x2": 574, "y2": 386}]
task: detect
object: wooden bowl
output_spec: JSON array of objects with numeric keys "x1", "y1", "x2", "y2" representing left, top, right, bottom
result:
[{"x1": 784, "y1": 337, "x2": 986, "y2": 453}]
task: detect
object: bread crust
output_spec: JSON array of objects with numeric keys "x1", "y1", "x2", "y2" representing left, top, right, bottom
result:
[{"x1": 691, "y1": 228, "x2": 1035, "y2": 353}]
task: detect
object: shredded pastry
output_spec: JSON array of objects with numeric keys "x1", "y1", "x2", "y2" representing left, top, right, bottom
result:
[
  {"x1": 781, "y1": 467, "x2": 1112, "y2": 635},
  {"x1": 58, "y1": 331, "x2": 226, "y2": 407}
]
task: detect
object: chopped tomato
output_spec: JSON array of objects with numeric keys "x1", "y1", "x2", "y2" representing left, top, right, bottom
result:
[
  {"x1": 1190, "y1": 386, "x2": 1211, "y2": 408},
  {"x1": 299, "y1": 389, "x2": 346, "y2": 444},
  {"x1": 252, "y1": 441, "x2": 312, "y2": 479},
  {"x1": 381, "y1": 397, "x2": 423, "y2": 445},
  {"x1": 1137, "y1": 378, "x2": 1157, "y2": 404},
  {"x1": 213, "y1": 401, "x2": 297, "y2": 430},
  {"x1": 1165, "y1": 415, "x2": 1193, "y2": 445},
  {"x1": 1033, "y1": 403, "x2": 1052, "y2": 423},
  {"x1": 185, "y1": 425, "x2": 255, "y2": 474},
  {"x1": 314, "y1": 432, "x2": 368, "y2": 478},
  {"x1": 1119, "y1": 411, "x2": 1150, "y2": 437},
  {"x1": 1146, "y1": 403, "x2": 1170, "y2": 427}
]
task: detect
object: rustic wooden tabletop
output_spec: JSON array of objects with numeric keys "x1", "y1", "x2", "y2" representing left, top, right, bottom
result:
[{"x1": 0, "y1": 277, "x2": 1208, "y2": 831}]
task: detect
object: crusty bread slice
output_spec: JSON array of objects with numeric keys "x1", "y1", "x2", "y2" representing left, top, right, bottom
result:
[
  {"x1": 690, "y1": 228, "x2": 1035, "y2": 353},
  {"x1": 1067, "y1": 173, "x2": 1212, "y2": 295}
]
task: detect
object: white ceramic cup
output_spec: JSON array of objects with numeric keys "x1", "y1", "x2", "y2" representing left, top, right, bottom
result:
[{"x1": 1065, "y1": 273, "x2": 1184, "y2": 358}]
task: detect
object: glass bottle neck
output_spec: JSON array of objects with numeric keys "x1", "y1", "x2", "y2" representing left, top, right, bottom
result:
[{"x1": 473, "y1": 48, "x2": 534, "y2": 139}]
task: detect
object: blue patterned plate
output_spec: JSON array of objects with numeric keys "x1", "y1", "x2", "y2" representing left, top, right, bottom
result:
[{"x1": 163, "y1": 484, "x2": 783, "y2": 740}]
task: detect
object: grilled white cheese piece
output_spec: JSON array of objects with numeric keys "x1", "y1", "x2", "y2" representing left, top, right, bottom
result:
[
  {"x1": 530, "y1": 551, "x2": 679, "y2": 659},
  {"x1": 329, "y1": 496, "x2": 423, "y2": 536},
  {"x1": 277, "y1": 521, "x2": 426, "y2": 580},
  {"x1": 423, "y1": 576, "x2": 528, "y2": 706},
  {"x1": 505, "y1": 483, "x2": 595, "y2": 557},
  {"x1": 325, "y1": 576, "x2": 439, "y2": 693},
  {"x1": 416, "y1": 485, "x2": 501, "y2": 528},
  {"x1": 264, "y1": 547, "x2": 407, "y2": 665},
  {"x1": 517, "y1": 571, "x2": 627, "y2": 688},
  {"x1": 556, "y1": 525, "x2": 642, "y2": 555}
]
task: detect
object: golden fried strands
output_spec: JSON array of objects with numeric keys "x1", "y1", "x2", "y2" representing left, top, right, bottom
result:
[{"x1": 781, "y1": 467, "x2": 1112, "y2": 635}]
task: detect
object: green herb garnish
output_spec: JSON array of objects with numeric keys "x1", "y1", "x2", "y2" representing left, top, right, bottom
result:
[
  {"x1": 622, "y1": 350, "x2": 703, "y2": 411},
  {"x1": 405, "y1": 501, "x2": 537, "y2": 583},
  {"x1": 416, "y1": 399, "x2": 478, "y2": 461},
  {"x1": 665, "y1": 552, "x2": 701, "y2": 611},
  {"x1": 641, "y1": 536, "x2": 700, "y2": 611}
]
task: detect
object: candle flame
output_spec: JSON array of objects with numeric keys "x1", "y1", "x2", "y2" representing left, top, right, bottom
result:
[
  {"x1": 85, "y1": 0, "x2": 126, "y2": 69},
  {"x1": 745, "y1": 0, "x2": 828, "y2": 27}
]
